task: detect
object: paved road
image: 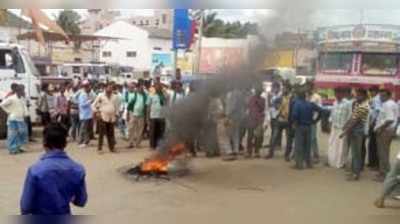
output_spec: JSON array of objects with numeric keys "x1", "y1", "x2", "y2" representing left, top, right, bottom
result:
[{"x1": 0, "y1": 132, "x2": 399, "y2": 223}]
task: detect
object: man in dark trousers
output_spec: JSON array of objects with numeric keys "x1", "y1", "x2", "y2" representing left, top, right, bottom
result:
[
  {"x1": 368, "y1": 86, "x2": 381, "y2": 170},
  {"x1": 340, "y1": 89, "x2": 370, "y2": 181},
  {"x1": 266, "y1": 84, "x2": 293, "y2": 160},
  {"x1": 92, "y1": 83, "x2": 120, "y2": 153},
  {"x1": 291, "y1": 90, "x2": 322, "y2": 170},
  {"x1": 20, "y1": 123, "x2": 87, "y2": 215}
]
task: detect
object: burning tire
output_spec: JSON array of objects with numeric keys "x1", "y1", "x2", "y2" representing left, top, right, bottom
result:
[
  {"x1": 0, "y1": 107, "x2": 7, "y2": 139},
  {"x1": 126, "y1": 143, "x2": 190, "y2": 181}
]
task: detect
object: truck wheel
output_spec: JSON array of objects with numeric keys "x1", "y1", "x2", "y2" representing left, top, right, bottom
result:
[{"x1": 0, "y1": 108, "x2": 7, "y2": 139}]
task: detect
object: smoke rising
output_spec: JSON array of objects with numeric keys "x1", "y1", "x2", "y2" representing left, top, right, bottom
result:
[{"x1": 159, "y1": 8, "x2": 321, "y2": 153}]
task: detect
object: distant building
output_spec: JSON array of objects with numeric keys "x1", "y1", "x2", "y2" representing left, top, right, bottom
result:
[
  {"x1": 0, "y1": 10, "x2": 31, "y2": 43},
  {"x1": 199, "y1": 36, "x2": 258, "y2": 74},
  {"x1": 95, "y1": 21, "x2": 172, "y2": 73},
  {"x1": 126, "y1": 9, "x2": 173, "y2": 31},
  {"x1": 263, "y1": 32, "x2": 317, "y2": 76},
  {"x1": 80, "y1": 9, "x2": 121, "y2": 34},
  {"x1": 1, "y1": 10, "x2": 102, "y2": 76}
]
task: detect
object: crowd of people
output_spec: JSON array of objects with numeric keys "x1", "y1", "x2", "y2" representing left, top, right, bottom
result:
[{"x1": 1, "y1": 70, "x2": 400, "y2": 213}]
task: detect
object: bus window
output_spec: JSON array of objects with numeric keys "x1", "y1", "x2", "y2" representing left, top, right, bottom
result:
[
  {"x1": 319, "y1": 53, "x2": 353, "y2": 73},
  {"x1": 362, "y1": 53, "x2": 397, "y2": 76}
]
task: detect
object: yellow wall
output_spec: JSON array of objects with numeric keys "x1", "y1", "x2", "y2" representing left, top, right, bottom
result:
[{"x1": 263, "y1": 50, "x2": 294, "y2": 69}]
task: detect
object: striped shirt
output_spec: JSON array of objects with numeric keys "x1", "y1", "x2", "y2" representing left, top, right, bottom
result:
[{"x1": 350, "y1": 100, "x2": 370, "y2": 133}]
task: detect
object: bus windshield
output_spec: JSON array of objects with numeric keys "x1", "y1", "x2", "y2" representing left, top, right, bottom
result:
[
  {"x1": 362, "y1": 53, "x2": 398, "y2": 76},
  {"x1": 319, "y1": 53, "x2": 353, "y2": 73}
]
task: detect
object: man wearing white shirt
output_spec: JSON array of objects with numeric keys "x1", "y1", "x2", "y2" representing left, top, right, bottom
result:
[
  {"x1": 374, "y1": 89, "x2": 399, "y2": 182},
  {"x1": 368, "y1": 87, "x2": 382, "y2": 169},
  {"x1": 308, "y1": 86, "x2": 322, "y2": 163},
  {"x1": 268, "y1": 82, "x2": 282, "y2": 148},
  {"x1": 92, "y1": 83, "x2": 120, "y2": 153},
  {"x1": 328, "y1": 88, "x2": 352, "y2": 168},
  {"x1": 0, "y1": 84, "x2": 28, "y2": 154},
  {"x1": 375, "y1": 151, "x2": 400, "y2": 208},
  {"x1": 169, "y1": 81, "x2": 186, "y2": 105}
]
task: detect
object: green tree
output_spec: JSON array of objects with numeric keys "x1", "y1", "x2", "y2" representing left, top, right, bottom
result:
[
  {"x1": 202, "y1": 11, "x2": 258, "y2": 39},
  {"x1": 56, "y1": 10, "x2": 81, "y2": 35}
]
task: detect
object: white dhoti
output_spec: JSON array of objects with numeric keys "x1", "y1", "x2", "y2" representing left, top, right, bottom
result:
[
  {"x1": 217, "y1": 119, "x2": 232, "y2": 155},
  {"x1": 328, "y1": 127, "x2": 347, "y2": 168}
]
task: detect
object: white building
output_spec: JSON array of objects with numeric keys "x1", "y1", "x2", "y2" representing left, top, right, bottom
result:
[
  {"x1": 80, "y1": 9, "x2": 121, "y2": 35},
  {"x1": 126, "y1": 9, "x2": 173, "y2": 31},
  {"x1": 95, "y1": 21, "x2": 172, "y2": 73}
]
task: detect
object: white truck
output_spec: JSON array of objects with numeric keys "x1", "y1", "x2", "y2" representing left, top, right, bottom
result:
[{"x1": 0, "y1": 43, "x2": 41, "y2": 139}]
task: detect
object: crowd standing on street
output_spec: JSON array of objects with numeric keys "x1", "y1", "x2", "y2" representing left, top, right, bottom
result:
[{"x1": 2, "y1": 69, "x2": 400, "y2": 214}]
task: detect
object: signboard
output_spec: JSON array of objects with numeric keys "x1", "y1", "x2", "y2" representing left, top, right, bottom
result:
[
  {"x1": 151, "y1": 53, "x2": 173, "y2": 76},
  {"x1": 177, "y1": 53, "x2": 193, "y2": 74},
  {"x1": 315, "y1": 74, "x2": 400, "y2": 87},
  {"x1": 200, "y1": 48, "x2": 245, "y2": 74},
  {"x1": 320, "y1": 42, "x2": 400, "y2": 53},
  {"x1": 172, "y1": 9, "x2": 192, "y2": 50},
  {"x1": 316, "y1": 25, "x2": 400, "y2": 44}
]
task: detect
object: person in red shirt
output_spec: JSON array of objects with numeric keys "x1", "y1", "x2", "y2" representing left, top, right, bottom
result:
[{"x1": 246, "y1": 89, "x2": 266, "y2": 158}]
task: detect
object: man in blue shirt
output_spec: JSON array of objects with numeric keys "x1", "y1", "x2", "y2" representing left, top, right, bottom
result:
[
  {"x1": 20, "y1": 123, "x2": 88, "y2": 215},
  {"x1": 291, "y1": 90, "x2": 322, "y2": 170},
  {"x1": 78, "y1": 81, "x2": 94, "y2": 148},
  {"x1": 367, "y1": 86, "x2": 382, "y2": 170}
]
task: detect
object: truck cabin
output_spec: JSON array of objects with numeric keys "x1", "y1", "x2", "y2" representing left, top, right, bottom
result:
[
  {"x1": 0, "y1": 47, "x2": 25, "y2": 74},
  {"x1": 318, "y1": 52, "x2": 400, "y2": 77},
  {"x1": 315, "y1": 24, "x2": 400, "y2": 101}
]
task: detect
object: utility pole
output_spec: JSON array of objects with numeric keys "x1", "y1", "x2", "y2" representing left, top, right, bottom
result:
[
  {"x1": 188, "y1": 9, "x2": 205, "y2": 74},
  {"x1": 196, "y1": 12, "x2": 204, "y2": 73}
]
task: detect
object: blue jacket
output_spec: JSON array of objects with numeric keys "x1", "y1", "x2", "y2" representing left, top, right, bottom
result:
[
  {"x1": 291, "y1": 99, "x2": 322, "y2": 126},
  {"x1": 20, "y1": 150, "x2": 87, "y2": 215}
]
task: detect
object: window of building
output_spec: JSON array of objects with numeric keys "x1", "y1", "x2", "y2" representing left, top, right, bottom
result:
[
  {"x1": 126, "y1": 51, "x2": 137, "y2": 58},
  {"x1": 146, "y1": 20, "x2": 149, "y2": 25},
  {"x1": 96, "y1": 24, "x2": 103, "y2": 31},
  {"x1": 155, "y1": 19, "x2": 160, "y2": 26},
  {"x1": 74, "y1": 58, "x2": 82, "y2": 62},
  {"x1": 162, "y1": 14, "x2": 167, "y2": 24},
  {"x1": 72, "y1": 66, "x2": 81, "y2": 74},
  {"x1": 140, "y1": 20, "x2": 143, "y2": 25},
  {"x1": 102, "y1": 51, "x2": 112, "y2": 57},
  {"x1": 153, "y1": 47, "x2": 162, "y2": 51},
  {"x1": 132, "y1": 20, "x2": 136, "y2": 25}
]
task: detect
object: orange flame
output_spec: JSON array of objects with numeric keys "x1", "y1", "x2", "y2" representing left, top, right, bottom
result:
[{"x1": 140, "y1": 143, "x2": 186, "y2": 173}]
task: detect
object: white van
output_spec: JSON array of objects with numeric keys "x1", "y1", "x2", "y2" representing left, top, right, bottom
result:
[{"x1": 0, "y1": 43, "x2": 41, "y2": 138}]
